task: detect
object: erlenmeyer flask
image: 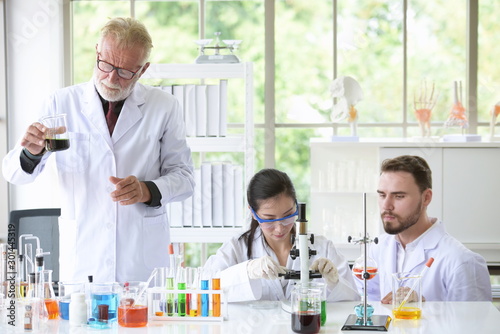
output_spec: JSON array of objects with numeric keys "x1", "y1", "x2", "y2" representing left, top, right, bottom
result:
[{"x1": 41, "y1": 270, "x2": 59, "y2": 319}]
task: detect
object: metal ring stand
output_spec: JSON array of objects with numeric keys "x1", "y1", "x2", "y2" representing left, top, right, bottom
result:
[{"x1": 342, "y1": 193, "x2": 392, "y2": 331}]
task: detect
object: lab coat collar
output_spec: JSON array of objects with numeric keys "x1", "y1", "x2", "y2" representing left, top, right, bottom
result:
[
  {"x1": 112, "y1": 83, "x2": 146, "y2": 143},
  {"x1": 82, "y1": 81, "x2": 113, "y2": 148},
  {"x1": 82, "y1": 80, "x2": 146, "y2": 147},
  {"x1": 396, "y1": 219, "x2": 443, "y2": 272}
]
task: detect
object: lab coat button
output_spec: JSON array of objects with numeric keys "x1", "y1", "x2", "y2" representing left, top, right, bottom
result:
[
  {"x1": 106, "y1": 259, "x2": 113, "y2": 266},
  {"x1": 107, "y1": 223, "x2": 113, "y2": 229}
]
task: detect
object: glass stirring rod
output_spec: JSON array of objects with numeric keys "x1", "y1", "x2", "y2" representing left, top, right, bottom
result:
[{"x1": 397, "y1": 257, "x2": 435, "y2": 310}]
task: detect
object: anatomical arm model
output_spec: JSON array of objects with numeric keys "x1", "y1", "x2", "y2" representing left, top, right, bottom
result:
[
  {"x1": 489, "y1": 102, "x2": 500, "y2": 139},
  {"x1": 444, "y1": 80, "x2": 468, "y2": 133},
  {"x1": 414, "y1": 80, "x2": 438, "y2": 137}
]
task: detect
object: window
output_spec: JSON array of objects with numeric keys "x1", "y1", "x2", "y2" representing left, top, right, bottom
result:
[
  {"x1": 478, "y1": 0, "x2": 500, "y2": 134},
  {"x1": 67, "y1": 1, "x2": 487, "y2": 263},
  {"x1": 70, "y1": 0, "x2": 483, "y2": 200}
]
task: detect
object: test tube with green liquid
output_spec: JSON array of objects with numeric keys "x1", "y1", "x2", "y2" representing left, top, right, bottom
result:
[{"x1": 177, "y1": 267, "x2": 186, "y2": 316}]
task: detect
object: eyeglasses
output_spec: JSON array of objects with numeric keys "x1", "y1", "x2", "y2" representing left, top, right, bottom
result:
[
  {"x1": 96, "y1": 56, "x2": 144, "y2": 80},
  {"x1": 250, "y1": 200, "x2": 299, "y2": 230}
]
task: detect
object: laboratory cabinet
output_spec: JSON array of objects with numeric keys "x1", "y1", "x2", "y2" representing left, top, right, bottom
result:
[
  {"x1": 310, "y1": 138, "x2": 500, "y2": 263},
  {"x1": 142, "y1": 63, "x2": 254, "y2": 243}
]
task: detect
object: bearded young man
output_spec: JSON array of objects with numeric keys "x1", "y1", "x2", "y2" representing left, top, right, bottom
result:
[
  {"x1": 3, "y1": 17, "x2": 194, "y2": 283},
  {"x1": 358, "y1": 155, "x2": 491, "y2": 302}
]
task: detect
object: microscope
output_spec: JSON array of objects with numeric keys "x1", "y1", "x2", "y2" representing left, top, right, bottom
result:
[{"x1": 280, "y1": 202, "x2": 322, "y2": 283}]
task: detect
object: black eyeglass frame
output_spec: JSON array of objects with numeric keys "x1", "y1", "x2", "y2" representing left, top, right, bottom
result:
[{"x1": 96, "y1": 55, "x2": 144, "y2": 80}]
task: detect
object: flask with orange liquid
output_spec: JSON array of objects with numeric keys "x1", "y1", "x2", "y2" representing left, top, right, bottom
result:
[{"x1": 41, "y1": 270, "x2": 59, "y2": 320}]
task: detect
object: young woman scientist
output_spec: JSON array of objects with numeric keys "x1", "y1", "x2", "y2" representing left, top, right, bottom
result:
[{"x1": 203, "y1": 168, "x2": 360, "y2": 302}]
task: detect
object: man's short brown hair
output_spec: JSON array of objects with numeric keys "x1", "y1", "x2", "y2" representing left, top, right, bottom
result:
[{"x1": 380, "y1": 155, "x2": 432, "y2": 192}]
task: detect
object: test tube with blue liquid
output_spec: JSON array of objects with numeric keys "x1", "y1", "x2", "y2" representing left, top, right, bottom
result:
[{"x1": 200, "y1": 268, "x2": 209, "y2": 317}]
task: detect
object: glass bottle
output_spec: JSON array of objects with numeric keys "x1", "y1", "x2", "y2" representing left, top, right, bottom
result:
[{"x1": 24, "y1": 304, "x2": 33, "y2": 331}]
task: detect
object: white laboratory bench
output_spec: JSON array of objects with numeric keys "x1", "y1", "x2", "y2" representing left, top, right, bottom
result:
[{"x1": 2, "y1": 300, "x2": 500, "y2": 333}]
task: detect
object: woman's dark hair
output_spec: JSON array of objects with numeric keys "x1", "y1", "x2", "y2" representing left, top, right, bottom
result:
[{"x1": 239, "y1": 168, "x2": 297, "y2": 258}]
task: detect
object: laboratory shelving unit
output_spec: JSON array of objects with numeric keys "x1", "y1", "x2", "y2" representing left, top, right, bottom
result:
[{"x1": 142, "y1": 63, "x2": 254, "y2": 243}]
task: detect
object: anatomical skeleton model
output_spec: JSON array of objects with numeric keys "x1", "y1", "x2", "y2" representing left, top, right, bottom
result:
[{"x1": 330, "y1": 76, "x2": 363, "y2": 137}]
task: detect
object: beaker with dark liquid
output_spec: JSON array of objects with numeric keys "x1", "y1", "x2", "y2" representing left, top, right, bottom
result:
[
  {"x1": 294, "y1": 282, "x2": 327, "y2": 326},
  {"x1": 40, "y1": 114, "x2": 70, "y2": 152},
  {"x1": 291, "y1": 284, "x2": 322, "y2": 334}
]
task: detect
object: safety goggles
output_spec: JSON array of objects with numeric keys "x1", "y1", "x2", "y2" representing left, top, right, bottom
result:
[{"x1": 250, "y1": 200, "x2": 299, "y2": 230}]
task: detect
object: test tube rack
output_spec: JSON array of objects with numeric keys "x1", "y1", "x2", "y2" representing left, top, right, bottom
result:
[{"x1": 147, "y1": 287, "x2": 227, "y2": 322}]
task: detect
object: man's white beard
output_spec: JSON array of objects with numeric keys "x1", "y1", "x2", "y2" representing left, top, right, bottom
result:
[{"x1": 93, "y1": 73, "x2": 137, "y2": 102}]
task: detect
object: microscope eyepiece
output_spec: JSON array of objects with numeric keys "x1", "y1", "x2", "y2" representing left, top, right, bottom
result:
[{"x1": 297, "y1": 203, "x2": 307, "y2": 222}]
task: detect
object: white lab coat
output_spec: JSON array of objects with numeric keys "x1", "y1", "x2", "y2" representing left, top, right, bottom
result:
[
  {"x1": 361, "y1": 220, "x2": 492, "y2": 301},
  {"x1": 2, "y1": 80, "x2": 194, "y2": 283},
  {"x1": 203, "y1": 229, "x2": 360, "y2": 302}
]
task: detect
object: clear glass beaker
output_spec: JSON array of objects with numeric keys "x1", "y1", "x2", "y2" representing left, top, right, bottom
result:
[
  {"x1": 291, "y1": 284, "x2": 322, "y2": 334},
  {"x1": 118, "y1": 281, "x2": 148, "y2": 327},
  {"x1": 58, "y1": 281, "x2": 85, "y2": 320},
  {"x1": 392, "y1": 272, "x2": 422, "y2": 320},
  {"x1": 40, "y1": 113, "x2": 70, "y2": 152},
  {"x1": 90, "y1": 282, "x2": 120, "y2": 327},
  {"x1": 295, "y1": 282, "x2": 326, "y2": 326}
]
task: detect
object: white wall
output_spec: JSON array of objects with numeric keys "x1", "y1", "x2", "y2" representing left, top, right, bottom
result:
[
  {"x1": 2, "y1": 0, "x2": 65, "y2": 239},
  {"x1": 0, "y1": 1, "x2": 8, "y2": 240}
]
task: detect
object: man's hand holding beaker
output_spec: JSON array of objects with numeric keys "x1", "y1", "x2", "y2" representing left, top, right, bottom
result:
[{"x1": 20, "y1": 122, "x2": 47, "y2": 155}]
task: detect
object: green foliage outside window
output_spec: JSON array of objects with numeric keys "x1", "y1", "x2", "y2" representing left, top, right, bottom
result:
[{"x1": 71, "y1": 0, "x2": 496, "y2": 263}]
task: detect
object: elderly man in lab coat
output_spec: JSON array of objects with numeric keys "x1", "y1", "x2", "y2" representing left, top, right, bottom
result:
[
  {"x1": 2, "y1": 17, "x2": 194, "y2": 283},
  {"x1": 359, "y1": 155, "x2": 491, "y2": 302}
]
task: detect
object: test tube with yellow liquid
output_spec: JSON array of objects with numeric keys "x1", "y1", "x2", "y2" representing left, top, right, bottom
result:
[{"x1": 212, "y1": 276, "x2": 221, "y2": 317}]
